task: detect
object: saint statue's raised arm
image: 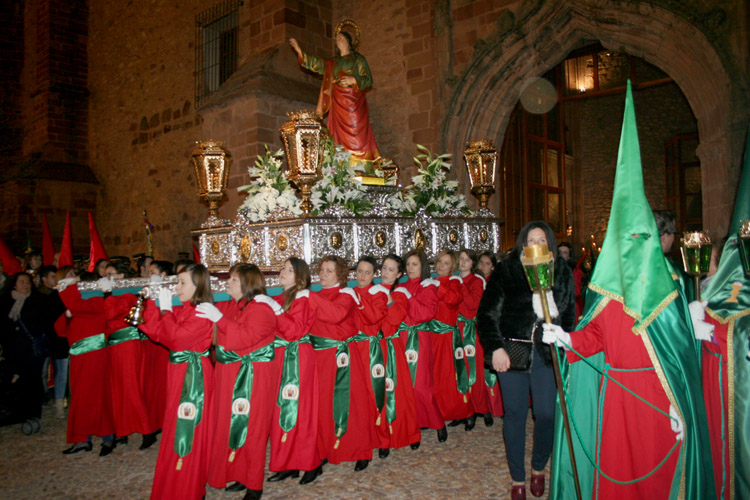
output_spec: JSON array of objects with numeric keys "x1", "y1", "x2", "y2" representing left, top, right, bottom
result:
[{"x1": 289, "y1": 20, "x2": 380, "y2": 163}]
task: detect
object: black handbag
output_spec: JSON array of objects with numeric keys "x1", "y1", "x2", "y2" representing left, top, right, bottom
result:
[
  {"x1": 17, "y1": 318, "x2": 50, "y2": 359},
  {"x1": 504, "y1": 337, "x2": 533, "y2": 373}
]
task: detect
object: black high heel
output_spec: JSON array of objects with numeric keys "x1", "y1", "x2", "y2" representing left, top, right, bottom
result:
[
  {"x1": 437, "y1": 426, "x2": 448, "y2": 442},
  {"x1": 300, "y1": 465, "x2": 323, "y2": 485},
  {"x1": 267, "y1": 470, "x2": 299, "y2": 482}
]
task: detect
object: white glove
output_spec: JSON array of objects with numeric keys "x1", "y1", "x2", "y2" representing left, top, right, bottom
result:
[
  {"x1": 393, "y1": 286, "x2": 412, "y2": 299},
  {"x1": 688, "y1": 300, "x2": 714, "y2": 341},
  {"x1": 58, "y1": 277, "x2": 77, "y2": 291},
  {"x1": 150, "y1": 274, "x2": 163, "y2": 283},
  {"x1": 195, "y1": 302, "x2": 223, "y2": 322},
  {"x1": 296, "y1": 289, "x2": 310, "y2": 299},
  {"x1": 369, "y1": 284, "x2": 389, "y2": 296},
  {"x1": 421, "y1": 278, "x2": 440, "y2": 288},
  {"x1": 158, "y1": 287, "x2": 173, "y2": 312},
  {"x1": 449, "y1": 275, "x2": 463, "y2": 283},
  {"x1": 339, "y1": 287, "x2": 360, "y2": 306},
  {"x1": 97, "y1": 277, "x2": 114, "y2": 292},
  {"x1": 253, "y1": 294, "x2": 284, "y2": 315},
  {"x1": 65, "y1": 309, "x2": 72, "y2": 318},
  {"x1": 669, "y1": 404, "x2": 684, "y2": 441},
  {"x1": 542, "y1": 323, "x2": 571, "y2": 349}
]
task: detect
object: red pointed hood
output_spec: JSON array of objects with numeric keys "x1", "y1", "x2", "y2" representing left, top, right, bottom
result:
[
  {"x1": 0, "y1": 238, "x2": 22, "y2": 275},
  {"x1": 87, "y1": 212, "x2": 109, "y2": 272},
  {"x1": 58, "y1": 212, "x2": 74, "y2": 268}
]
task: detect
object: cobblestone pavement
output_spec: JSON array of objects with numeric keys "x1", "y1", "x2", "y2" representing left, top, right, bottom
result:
[{"x1": 1, "y1": 405, "x2": 550, "y2": 500}]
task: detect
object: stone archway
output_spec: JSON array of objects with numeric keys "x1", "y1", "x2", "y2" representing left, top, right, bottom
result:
[{"x1": 442, "y1": 0, "x2": 747, "y2": 237}]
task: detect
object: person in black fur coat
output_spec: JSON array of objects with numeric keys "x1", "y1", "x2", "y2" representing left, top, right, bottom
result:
[{"x1": 476, "y1": 221, "x2": 576, "y2": 500}]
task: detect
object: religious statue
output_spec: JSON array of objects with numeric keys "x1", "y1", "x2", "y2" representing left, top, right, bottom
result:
[{"x1": 289, "y1": 19, "x2": 380, "y2": 166}]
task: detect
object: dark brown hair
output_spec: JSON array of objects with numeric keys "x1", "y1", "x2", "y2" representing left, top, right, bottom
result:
[
  {"x1": 282, "y1": 257, "x2": 312, "y2": 312},
  {"x1": 180, "y1": 263, "x2": 213, "y2": 306},
  {"x1": 229, "y1": 263, "x2": 267, "y2": 309},
  {"x1": 404, "y1": 249, "x2": 430, "y2": 280},
  {"x1": 459, "y1": 248, "x2": 479, "y2": 274},
  {"x1": 318, "y1": 255, "x2": 349, "y2": 287}
]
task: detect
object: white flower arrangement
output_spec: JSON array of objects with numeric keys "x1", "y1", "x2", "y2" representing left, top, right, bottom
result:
[
  {"x1": 387, "y1": 145, "x2": 471, "y2": 217},
  {"x1": 238, "y1": 147, "x2": 302, "y2": 221},
  {"x1": 310, "y1": 138, "x2": 373, "y2": 216}
]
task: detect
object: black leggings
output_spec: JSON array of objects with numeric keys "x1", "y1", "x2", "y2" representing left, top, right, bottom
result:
[{"x1": 497, "y1": 345, "x2": 557, "y2": 482}]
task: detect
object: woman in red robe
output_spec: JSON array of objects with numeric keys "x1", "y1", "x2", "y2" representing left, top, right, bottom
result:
[
  {"x1": 398, "y1": 250, "x2": 447, "y2": 441},
  {"x1": 376, "y1": 254, "x2": 422, "y2": 452},
  {"x1": 309, "y1": 255, "x2": 378, "y2": 471},
  {"x1": 477, "y1": 251, "x2": 504, "y2": 420},
  {"x1": 57, "y1": 277, "x2": 115, "y2": 455},
  {"x1": 457, "y1": 249, "x2": 494, "y2": 427},
  {"x1": 201, "y1": 264, "x2": 281, "y2": 499},
  {"x1": 267, "y1": 258, "x2": 324, "y2": 485},
  {"x1": 431, "y1": 250, "x2": 474, "y2": 428},
  {"x1": 139, "y1": 264, "x2": 215, "y2": 500}
]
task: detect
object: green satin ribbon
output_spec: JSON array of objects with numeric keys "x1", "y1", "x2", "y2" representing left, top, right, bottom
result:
[
  {"x1": 379, "y1": 332, "x2": 398, "y2": 424},
  {"x1": 169, "y1": 349, "x2": 209, "y2": 464},
  {"x1": 352, "y1": 332, "x2": 386, "y2": 413},
  {"x1": 215, "y1": 343, "x2": 275, "y2": 456},
  {"x1": 69, "y1": 333, "x2": 106, "y2": 355},
  {"x1": 106, "y1": 326, "x2": 142, "y2": 346},
  {"x1": 485, "y1": 368, "x2": 498, "y2": 389},
  {"x1": 398, "y1": 321, "x2": 422, "y2": 383},
  {"x1": 423, "y1": 319, "x2": 470, "y2": 395},
  {"x1": 273, "y1": 335, "x2": 311, "y2": 435},
  {"x1": 310, "y1": 335, "x2": 351, "y2": 441},
  {"x1": 457, "y1": 314, "x2": 478, "y2": 387}
]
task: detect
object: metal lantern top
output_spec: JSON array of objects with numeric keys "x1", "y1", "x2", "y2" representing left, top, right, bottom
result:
[
  {"x1": 682, "y1": 231, "x2": 712, "y2": 248},
  {"x1": 520, "y1": 243, "x2": 555, "y2": 291},
  {"x1": 463, "y1": 139, "x2": 498, "y2": 188},
  {"x1": 680, "y1": 230, "x2": 712, "y2": 280},
  {"x1": 191, "y1": 140, "x2": 232, "y2": 197},
  {"x1": 280, "y1": 110, "x2": 327, "y2": 179}
]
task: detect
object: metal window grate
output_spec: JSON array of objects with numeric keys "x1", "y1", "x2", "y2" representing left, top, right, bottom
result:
[{"x1": 195, "y1": 0, "x2": 241, "y2": 108}]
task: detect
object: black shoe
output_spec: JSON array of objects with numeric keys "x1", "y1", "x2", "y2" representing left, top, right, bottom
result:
[
  {"x1": 410, "y1": 441, "x2": 421, "y2": 450},
  {"x1": 321, "y1": 458, "x2": 328, "y2": 465},
  {"x1": 484, "y1": 413, "x2": 494, "y2": 427},
  {"x1": 299, "y1": 465, "x2": 323, "y2": 485},
  {"x1": 63, "y1": 441, "x2": 92, "y2": 455},
  {"x1": 465, "y1": 415, "x2": 476, "y2": 432},
  {"x1": 99, "y1": 442, "x2": 116, "y2": 457},
  {"x1": 378, "y1": 448, "x2": 390, "y2": 459},
  {"x1": 242, "y1": 489, "x2": 262, "y2": 500},
  {"x1": 354, "y1": 459, "x2": 370, "y2": 472},
  {"x1": 225, "y1": 482, "x2": 246, "y2": 492},
  {"x1": 437, "y1": 426, "x2": 448, "y2": 442},
  {"x1": 267, "y1": 470, "x2": 299, "y2": 482},
  {"x1": 447, "y1": 419, "x2": 464, "y2": 427},
  {"x1": 114, "y1": 436, "x2": 128, "y2": 446},
  {"x1": 140, "y1": 432, "x2": 157, "y2": 450}
]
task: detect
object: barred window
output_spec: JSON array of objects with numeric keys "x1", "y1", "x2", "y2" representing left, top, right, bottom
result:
[{"x1": 195, "y1": 0, "x2": 241, "y2": 108}]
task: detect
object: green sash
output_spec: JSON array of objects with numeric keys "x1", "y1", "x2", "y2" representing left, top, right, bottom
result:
[
  {"x1": 398, "y1": 321, "x2": 422, "y2": 383},
  {"x1": 106, "y1": 326, "x2": 143, "y2": 346},
  {"x1": 352, "y1": 332, "x2": 386, "y2": 418},
  {"x1": 379, "y1": 332, "x2": 399, "y2": 426},
  {"x1": 273, "y1": 335, "x2": 311, "y2": 438},
  {"x1": 457, "y1": 314, "x2": 478, "y2": 387},
  {"x1": 69, "y1": 333, "x2": 106, "y2": 356},
  {"x1": 169, "y1": 349, "x2": 210, "y2": 470},
  {"x1": 215, "y1": 343, "x2": 275, "y2": 460},
  {"x1": 310, "y1": 335, "x2": 351, "y2": 445},
  {"x1": 423, "y1": 319, "x2": 470, "y2": 397}
]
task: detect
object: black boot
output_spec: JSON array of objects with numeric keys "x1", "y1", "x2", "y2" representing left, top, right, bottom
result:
[
  {"x1": 410, "y1": 441, "x2": 421, "y2": 450},
  {"x1": 99, "y1": 441, "x2": 116, "y2": 457},
  {"x1": 447, "y1": 419, "x2": 464, "y2": 427},
  {"x1": 465, "y1": 415, "x2": 477, "y2": 431},
  {"x1": 484, "y1": 412, "x2": 494, "y2": 427},
  {"x1": 242, "y1": 489, "x2": 262, "y2": 500},
  {"x1": 437, "y1": 426, "x2": 448, "y2": 442},
  {"x1": 267, "y1": 470, "x2": 299, "y2": 482},
  {"x1": 354, "y1": 459, "x2": 370, "y2": 471},
  {"x1": 225, "y1": 482, "x2": 246, "y2": 492},
  {"x1": 62, "y1": 441, "x2": 92, "y2": 455},
  {"x1": 299, "y1": 465, "x2": 323, "y2": 485},
  {"x1": 140, "y1": 432, "x2": 158, "y2": 450},
  {"x1": 378, "y1": 448, "x2": 390, "y2": 459},
  {"x1": 114, "y1": 435, "x2": 128, "y2": 446}
]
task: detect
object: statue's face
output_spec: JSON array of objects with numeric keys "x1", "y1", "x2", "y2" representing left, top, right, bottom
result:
[{"x1": 335, "y1": 33, "x2": 350, "y2": 53}]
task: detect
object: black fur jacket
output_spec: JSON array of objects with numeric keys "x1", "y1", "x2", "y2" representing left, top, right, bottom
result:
[{"x1": 476, "y1": 253, "x2": 576, "y2": 367}]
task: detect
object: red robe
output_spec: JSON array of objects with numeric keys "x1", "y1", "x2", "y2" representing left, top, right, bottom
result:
[
  {"x1": 431, "y1": 275, "x2": 473, "y2": 420},
  {"x1": 567, "y1": 300, "x2": 680, "y2": 499},
  {"x1": 58, "y1": 285, "x2": 115, "y2": 443},
  {"x1": 104, "y1": 294, "x2": 152, "y2": 437},
  {"x1": 208, "y1": 298, "x2": 280, "y2": 491},
  {"x1": 141, "y1": 335, "x2": 169, "y2": 433},
  {"x1": 269, "y1": 294, "x2": 322, "y2": 472},
  {"x1": 398, "y1": 278, "x2": 444, "y2": 429},
  {"x1": 701, "y1": 316, "x2": 730, "y2": 500},
  {"x1": 458, "y1": 273, "x2": 491, "y2": 415},
  {"x1": 310, "y1": 286, "x2": 377, "y2": 463},
  {"x1": 478, "y1": 274, "x2": 504, "y2": 417},
  {"x1": 140, "y1": 301, "x2": 215, "y2": 500}
]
